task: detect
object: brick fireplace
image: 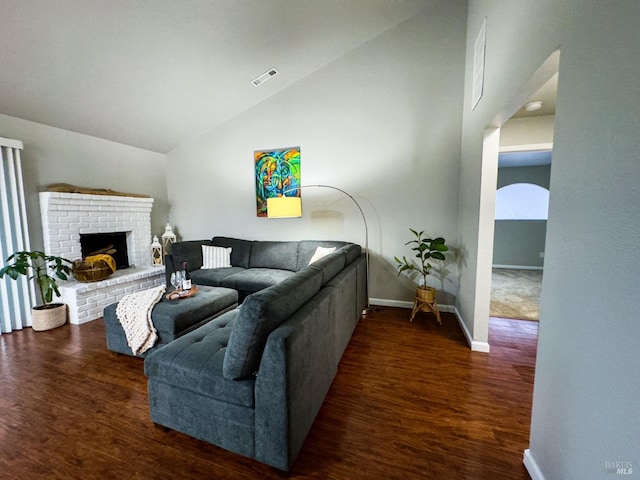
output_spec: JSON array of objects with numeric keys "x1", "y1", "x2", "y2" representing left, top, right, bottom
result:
[{"x1": 39, "y1": 191, "x2": 165, "y2": 324}]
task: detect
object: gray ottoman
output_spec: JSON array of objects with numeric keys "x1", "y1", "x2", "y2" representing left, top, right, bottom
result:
[{"x1": 103, "y1": 285, "x2": 238, "y2": 357}]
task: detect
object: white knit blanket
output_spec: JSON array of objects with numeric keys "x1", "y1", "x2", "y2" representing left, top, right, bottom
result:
[{"x1": 116, "y1": 285, "x2": 165, "y2": 355}]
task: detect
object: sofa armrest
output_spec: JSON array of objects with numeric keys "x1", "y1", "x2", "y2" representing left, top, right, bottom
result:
[
  {"x1": 169, "y1": 239, "x2": 213, "y2": 271},
  {"x1": 253, "y1": 290, "x2": 336, "y2": 471}
]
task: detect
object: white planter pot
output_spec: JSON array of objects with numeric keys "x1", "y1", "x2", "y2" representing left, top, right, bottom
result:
[{"x1": 31, "y1": 303, "x2": 67, "y2": 331}]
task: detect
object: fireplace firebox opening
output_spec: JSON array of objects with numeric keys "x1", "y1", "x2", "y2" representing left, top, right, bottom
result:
[{"x1": 79, "y1": 232, "x2": 130, "y2": 270}]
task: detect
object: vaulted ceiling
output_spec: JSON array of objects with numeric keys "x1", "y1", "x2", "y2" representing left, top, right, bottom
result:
[{"x1": 0, "y1": 0, "x2": 433, "y2": 153}]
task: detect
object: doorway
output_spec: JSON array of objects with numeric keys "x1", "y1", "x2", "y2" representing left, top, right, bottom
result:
[
  {"x1": 478, "y1": 50, "x2": 559, "y2": 345},
  {"x1": 490, "y1": 145, "x2": 553, "y2": 321}
]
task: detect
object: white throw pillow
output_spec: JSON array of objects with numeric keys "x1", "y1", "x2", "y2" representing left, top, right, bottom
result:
[
  {"x1": 201, "y1": 245, "x2": 232, "y2": 269},
  {"x1": 308, "y1": 246, "x2": 336, "y2": 265}
]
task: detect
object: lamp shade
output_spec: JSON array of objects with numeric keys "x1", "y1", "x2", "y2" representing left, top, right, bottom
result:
[{"x1": 267, "y1": 196, "x2": 302, "y2": 218}]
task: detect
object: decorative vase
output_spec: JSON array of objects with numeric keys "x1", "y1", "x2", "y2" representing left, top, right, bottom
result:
[{"x1": 31, "y1": 303, "x2": 67, "y2": 331}]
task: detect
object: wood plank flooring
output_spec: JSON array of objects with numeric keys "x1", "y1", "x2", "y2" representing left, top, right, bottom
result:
[{"x1": 0, "y1": 308, "x2": 537, "y2": 479}]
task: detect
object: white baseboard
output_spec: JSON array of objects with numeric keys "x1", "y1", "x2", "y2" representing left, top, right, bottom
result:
[
  {"x1": 370, "y1": 298, "x2": 413, "y2": 309},
  {"x1": 523, "y1": 449, "x2": 545, "y2": 480},
  {"x1": 453, "y1": 306, "x2": 490, "y2": 353},
  {"x1": 369, "y1": 299, "x2": 490, "y2": 353},
  {"x1": 493, "y1": 264, "x2": 543, "y2": 271}
]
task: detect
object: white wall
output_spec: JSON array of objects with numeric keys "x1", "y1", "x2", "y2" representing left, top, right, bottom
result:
[
  {"x1": 500, "y1": 115, "x2": 554, "y2": 149},
  {"x1": 166, "y1": 0, "x2": 467, "y2": 305},
  {"x1": 0, "y1": 113, "x2": 169, "y2": 251},
  {"x1": 460, "y1": 1, "x2": 640, "y2": 478}
]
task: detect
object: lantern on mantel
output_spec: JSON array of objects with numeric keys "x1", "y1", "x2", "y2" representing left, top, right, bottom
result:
[
  {"x1": 151, "y1": 235, "x2": 163, "y2": 265},
  {"x1": 162, "y1": 223, "x2": 177, "y2": 255}
]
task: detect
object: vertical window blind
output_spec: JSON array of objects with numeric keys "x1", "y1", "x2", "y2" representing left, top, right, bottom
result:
[{"x1": 0, "y1": 137, "x2": 34, "y2": 333}]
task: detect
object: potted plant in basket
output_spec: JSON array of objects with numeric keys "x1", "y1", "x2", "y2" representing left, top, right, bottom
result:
[
  {"x1": 0, "y1": 251, "x2": 73, "y2": 331},
  {"x1": 395, "y1": 228, "x2": 449, "y2": 306}
]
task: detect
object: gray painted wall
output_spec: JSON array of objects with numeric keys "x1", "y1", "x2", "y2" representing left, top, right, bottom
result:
[
  {"x1": 0, "y1": 113, "x2": 169, "y2": 251},
  {"x1": 165, "y1": 1, "x2": 468, "y2": 305},
  {"x1": 460, "y1": 1, "x2": 640, "y2": 478},
  {"x1": 497, "y1": 164, "x2": 550, "y2": 189},
  {"x1": 493, "y1": 165, "x2": 550, "y2": 267},
  {"x1": 493, "y1": 220, "x2": 546, "y2": 268}
]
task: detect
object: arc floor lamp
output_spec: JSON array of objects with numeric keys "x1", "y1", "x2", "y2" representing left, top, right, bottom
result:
[{"x1": 266, "y1": 184, "x2": 371, "y2": 315}]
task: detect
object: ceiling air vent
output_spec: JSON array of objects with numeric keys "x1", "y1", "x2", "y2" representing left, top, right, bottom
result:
[{"x1": 252, "y1": 68, "x2": 278, "y2": 86}]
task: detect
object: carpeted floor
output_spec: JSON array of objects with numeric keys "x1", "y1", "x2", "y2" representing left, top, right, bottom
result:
[{"x1": 490, "y1": 268, "x2": 542, "y2": 321}]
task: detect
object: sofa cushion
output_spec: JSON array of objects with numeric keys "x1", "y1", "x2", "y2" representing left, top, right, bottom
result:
[
  {"x1": 170, "y1": 239, "x2": 213, "y2": 271},
  {"x1": 249, "y1": 241, "x2": 299, "y2": 271},
  {"x1": 223, "y1": 267, "x2": 323, "y2": 380},
  {"x1": 190, "y1": 267, "x2": 246, "y2": 287},
  {"x1": 220, "y1": 268, "x2": 295, "y2": 294},
  {"x1": 151, "y1": 286, "x2": 238, "y2": 335},
  {"x1": 338, "y1": 243, "x2": 362, "y2": 265},
  {"x1": 144, "y1": 311, "x2": 255, "y2": 408},
  {"x1": 202, "y1": 245, "x2": 232, "y2": 268},
  {"x1": 212, "y1": 237, "x2": 253, "y2": 269},
  {"x1": 307, "y1": 252, "x2": 346, "y2": 285}
]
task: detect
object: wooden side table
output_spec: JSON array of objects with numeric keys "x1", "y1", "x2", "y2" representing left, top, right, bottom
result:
[{"x1": 410, "y1": 286, "x2": 442, "y2": 325}]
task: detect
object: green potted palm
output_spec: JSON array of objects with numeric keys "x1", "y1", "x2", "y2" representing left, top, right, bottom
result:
[
  {"x1": 0, "y1": 250, "x2": 73, "y2": 331},
  {"x1": 395, "y1": 228, "x2": 448, "y2": 308}
]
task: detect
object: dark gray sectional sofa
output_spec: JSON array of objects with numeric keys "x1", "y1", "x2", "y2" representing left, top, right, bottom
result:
[{"x1": 145, "y1": 236, "x2": 367, "y2": 471}]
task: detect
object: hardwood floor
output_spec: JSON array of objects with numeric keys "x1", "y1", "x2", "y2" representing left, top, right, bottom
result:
[{"x1": 0, "y1": 308, "x2": 537, "y2": 479}]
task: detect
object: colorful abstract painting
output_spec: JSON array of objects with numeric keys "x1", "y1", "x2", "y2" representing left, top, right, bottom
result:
[{"x1": 254, "y1": 146, "x2": 301, "y2": 217}]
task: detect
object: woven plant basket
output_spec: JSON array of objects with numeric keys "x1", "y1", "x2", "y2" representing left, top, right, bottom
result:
[
  {"x1": 416, "y1": 285, "x2": 436, "y2": 303},
  {"x1": 73, "y1": 259, "x2": 113, "y2": 282},
  {"x1": 32, "y1": 303, "x2": 67, "y2": 331}
]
